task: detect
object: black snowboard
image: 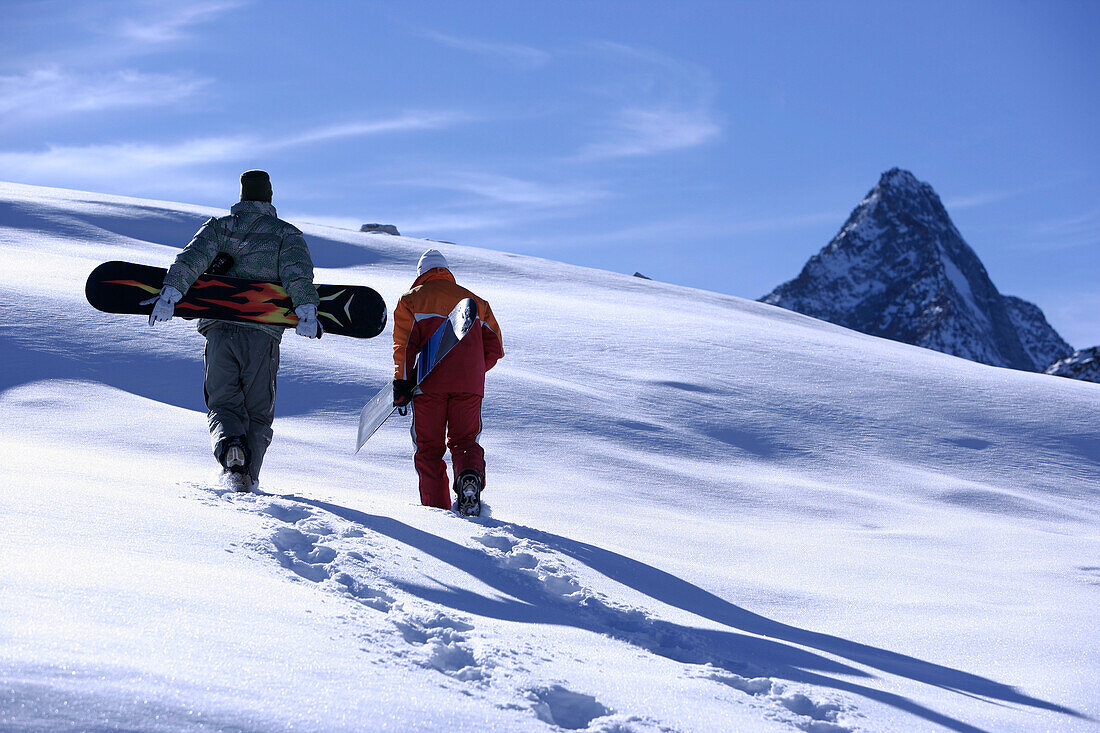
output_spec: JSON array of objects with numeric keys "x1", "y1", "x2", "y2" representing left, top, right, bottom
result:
[{"x1": 85, "y1": 260, "x2": 387, "y2": 339}]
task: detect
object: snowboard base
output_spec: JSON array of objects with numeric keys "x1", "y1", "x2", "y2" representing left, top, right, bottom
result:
[{"x1": 355, "y1": 298, "x2": 478, "y2": 451}]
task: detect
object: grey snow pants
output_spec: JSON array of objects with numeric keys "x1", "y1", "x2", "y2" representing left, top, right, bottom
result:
[{"x1": 203, "y1": 323, "x2": 279, "y2": 482}]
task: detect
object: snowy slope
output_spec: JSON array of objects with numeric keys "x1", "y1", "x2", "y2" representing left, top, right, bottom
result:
[{"x1": 1, "y1": 181, "x2": 1098, "y2": 733}]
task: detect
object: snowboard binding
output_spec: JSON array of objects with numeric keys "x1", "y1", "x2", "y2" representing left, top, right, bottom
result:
[
  {"x1": 455, "y1": 470, "x2": 483, "y2": 517},
  {"x1": 205, "y1": 252, "x2": 235, "y2": 276}
]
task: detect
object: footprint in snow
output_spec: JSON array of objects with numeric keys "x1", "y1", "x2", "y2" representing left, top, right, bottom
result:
[
  {"x1": 474, "y1": 530, "x2": 589, "y2": 605},
  {"x1": 527, "y1": 685, "x2": 613, "y2": 730},
  {"x1": 392, "y1": 610, "x2": 486, "y2": 682},
  {"x1": 232, "y1": 494, "x2": 398, "y2": 614},
  {"x1": 201, "y1": 491, "x2": 668, "y2": 728},
  {"x1": 261, "y1": 501, "x2": 313, "y2": 524},
  {"x1": 331, "y1": 570, "x2": 395, "y2": 612},
  {"x1": 250, "y1": 496, "x2": 484, "y2": 681},
  {"x1": 475, "y1": 526, "x2": 860, "y2": 732},
  {"x1": 269, "y1": 526, "x2": 336, "y2": 582},
  {"x1": 702, "y1": 668, "x2": 856, "y2": 733}
]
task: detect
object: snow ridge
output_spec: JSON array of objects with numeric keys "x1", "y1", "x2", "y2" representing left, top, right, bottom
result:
[{"x1": 760, "y1": 168, "x2": 1072, "y2": 371}]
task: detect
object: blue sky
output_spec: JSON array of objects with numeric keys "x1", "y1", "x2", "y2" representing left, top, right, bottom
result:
[{"x1": 3, "y1": 0, "x2": 1098, "y2": 346}]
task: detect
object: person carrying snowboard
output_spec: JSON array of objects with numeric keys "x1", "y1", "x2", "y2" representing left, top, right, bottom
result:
[
  {"x1": 392, "y1": 249, "x2": 503, "y2": 515},
  {"x1": 146, "y1": 170, "x2": 321, "y2": 492}
]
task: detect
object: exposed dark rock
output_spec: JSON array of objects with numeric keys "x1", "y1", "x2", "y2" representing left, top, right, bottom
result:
[
  {"x1": 1003, "y1": 296, "x2": 1073, "y2": 374},
  {"x1": 360, "y1": 223, "x2": 400, "y2": 235},
  {"x1": 1045, "y1": 347, "x2": 1100, "y2": 384}
]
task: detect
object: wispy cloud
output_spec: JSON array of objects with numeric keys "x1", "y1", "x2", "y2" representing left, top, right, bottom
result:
[
  {"x1": 0, "y1": 137, "x2": 245, "y2": 178},
  {"x1": 419, "y1": 30, "x2": 551, "y2": 68},
  {"x1": 0, "y1": 112, "x2": 468, "y2": 182},
  {"x1": 360, "y1": 170, "x2": 611, "y2": 241},
  {"x1": 577, "y1": 107, "x2": 721, "y2": 160},
  {"x1": 392, "y1": 171, "x2": 607, "y2": 209},
  {"x1": 0, "y1": 2, "x2": 244, "y2": 125},
  {"x1": 727, "y1": 210, "x2": 847, "y2": 235},
  {"x1": 116, "y1": 1, "x2": 245, "y2": 44},
  {"x1": 572, "y1": 42, "x2": 722, "y2": 161},
  {"x1": 1029, "y1": 210, "x2": 1099, "y2": 237},
  {"x1": 508, "y1": 209, "x2": 844, "y2": 253},
  {"x1": 279, "y1": 113, "x2": 471, "y2": 147},
  {"x1": 944, "y1": 184, "x2": 1038, "y2": 210},
  {"x1": 0, "y1": 67, "x2": 208, "y2": 124},
  {"x1": 1018, "y1": 210, "x2": 1100, "y2": 252}
]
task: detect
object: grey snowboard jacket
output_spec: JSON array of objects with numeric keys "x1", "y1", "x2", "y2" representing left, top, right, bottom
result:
[{"x1": 164, "y1": 201, "x2": 320, "y2": 341}]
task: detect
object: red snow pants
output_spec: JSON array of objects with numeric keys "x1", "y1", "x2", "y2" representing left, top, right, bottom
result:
[{"x1": 410, "y1": 392, "x2": 485, "y2": 509}]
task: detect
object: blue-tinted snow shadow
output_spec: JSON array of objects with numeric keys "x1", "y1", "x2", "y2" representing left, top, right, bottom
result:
[
  {"x1": 0, "y1": 198, "x2": 405, "y2": 270},
  {"x1": 0, "y1": 332, "x2": 374, "y2": 417},
  {"x1": 514, "y1": 384, "x2": 802, "y2": 463},
  {"x1": 0, "y1": 199, "x2": 111, "y2": 241},
  {"x1": 652, "y1": 379, "x2": 721, "y2": 395},
  {"x1": 281, "y1": 496, "x2": 1084, "y2": 733},
  {"x1": 63, "y1": 202, "x2": 214, "y2": 249},
  {"x1": 697, "y1": 424, "x2": 789, "y2": 458},
  {"x1": 944, "y1": 437, "x2": 992, "y2": 451},
  {"x1": 1061, "y1": 434, "x2": 1100, "y2": 466},
  {"x1": 0, "y1": 334, "x2": 207, "y2": 412}
]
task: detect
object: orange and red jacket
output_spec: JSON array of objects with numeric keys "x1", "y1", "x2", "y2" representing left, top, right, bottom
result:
[{"x1": 392, "y1": 267, "x2": 503, "y2": 396}]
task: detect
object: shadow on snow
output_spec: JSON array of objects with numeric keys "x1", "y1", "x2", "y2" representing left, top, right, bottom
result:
[{"x1": 281, "y1": 495, "x2": 1085, "y2": 733}]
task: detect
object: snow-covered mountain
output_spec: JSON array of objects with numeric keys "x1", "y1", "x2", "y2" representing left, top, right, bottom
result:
[
  {"x1": 760, "y1": 169, "x2": 1072, "y2": 371},
  {"x1": 1046, "y1": 346, "x2": 1100, "y2": 384},
  {"x1": 1, "y1": 181, "x2": 1098, "y2": 733}
]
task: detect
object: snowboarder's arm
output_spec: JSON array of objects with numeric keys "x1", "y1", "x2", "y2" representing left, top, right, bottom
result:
[
  {"x1": 480, "y1": 299, "x2": 503, "y2": 371},
  {"x1": 393, "y1": 297, "x2": 415, "y2": 380},
  {"x1": 163, "y1": 218, "x2": 221, "y2": 294},
  {"x1": 277, "y1": 229, "x2": 320, "y2": 310}
]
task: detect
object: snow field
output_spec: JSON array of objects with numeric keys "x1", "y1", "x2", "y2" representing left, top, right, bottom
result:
[{"x1": 1, "y1": 181, "x2": 1098, "y2": 732}]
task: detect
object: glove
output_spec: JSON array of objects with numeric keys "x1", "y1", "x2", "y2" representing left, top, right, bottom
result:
[
  {"x1": 393, "y1": 378, "x2": 415, "y2": 408},
  {"x1": 144, "y1": 285, "x2": 183, "y2": 326},
  {"x1": 295, "y1": 304, "x2": 322, "y2": 338}
]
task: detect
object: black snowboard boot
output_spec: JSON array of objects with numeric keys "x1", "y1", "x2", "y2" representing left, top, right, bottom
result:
[
  {"x1": 455, "y1": 470, "x2": 483, "y2": 517},
  {"x1": 220, "y1": 436, "x2": 251, "y2": 493}
]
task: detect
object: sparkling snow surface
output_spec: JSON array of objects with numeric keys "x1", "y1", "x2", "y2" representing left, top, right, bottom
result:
[{"x1": 1, "y1": 182, "x2": 1098, "y2": 732}]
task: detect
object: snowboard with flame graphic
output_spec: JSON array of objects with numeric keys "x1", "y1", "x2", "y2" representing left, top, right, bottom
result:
[{"x1": 85, "y1": 261, "x2": 387, "y2": 339}]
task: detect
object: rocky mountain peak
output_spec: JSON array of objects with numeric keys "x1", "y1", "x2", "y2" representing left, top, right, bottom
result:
[
  {"x1": 873, "y1": 167, "x2": 937, "y2": 208},
  {"x1": 761, "y1": 169, "x2": 1072, "y2": 372},
  {"x1": 834, "y1": 168, "x2": 957, "y2": 254}
]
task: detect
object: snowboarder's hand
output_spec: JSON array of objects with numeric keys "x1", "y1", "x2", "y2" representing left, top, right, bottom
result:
[
  {"x1": 393, "y1": 379, "x2": 414, "y2": 408},
  {"x1": 145, "y1": 285, "x2": 183, "y2": 326},
  {"x1": 295, "y1": 304, "x2": 322, "y2": 339}
]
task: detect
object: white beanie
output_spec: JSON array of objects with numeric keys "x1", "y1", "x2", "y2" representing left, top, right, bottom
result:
[{"x1": 417, "y1": 248, "x2": 449, "y2": 276}]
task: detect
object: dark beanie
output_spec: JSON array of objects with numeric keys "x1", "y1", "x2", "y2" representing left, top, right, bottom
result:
[{"x1": 240, "y1": 170, "x2": 272, "y2": 202}]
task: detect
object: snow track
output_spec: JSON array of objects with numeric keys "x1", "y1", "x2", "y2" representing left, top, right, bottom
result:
[{"x1": 189, "y1": 483, "x2": 865, "y2": 733}]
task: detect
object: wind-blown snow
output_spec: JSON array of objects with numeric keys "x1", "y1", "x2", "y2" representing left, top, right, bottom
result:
[{"x1": 1, "y1": 181, "x2": 1098, "y2": 732}]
